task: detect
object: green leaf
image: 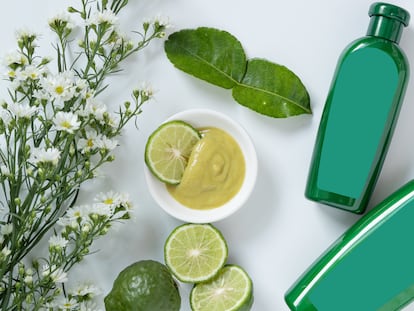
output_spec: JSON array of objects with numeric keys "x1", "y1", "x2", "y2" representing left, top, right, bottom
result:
[
  {"x1": 164, "y1": 27, "x2": 247, "y2": 89},
  {"x1": 232, "y1": 58, "x2": 311, "y2": 118}
]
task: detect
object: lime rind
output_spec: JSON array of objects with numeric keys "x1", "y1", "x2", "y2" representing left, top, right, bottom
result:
[
  {"x1": 164, "y1": 223, "x2": 228, "y2": 283},
  {"x1": 145, "y1": 120, "x2": 201, "y2": 184},
  {"x1": 189, "y1": 264, "x2": 253, "y2": 311}
]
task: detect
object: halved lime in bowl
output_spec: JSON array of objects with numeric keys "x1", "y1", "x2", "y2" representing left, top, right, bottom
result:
[{"x1": 145, "y1": 120, "x2": 201, "y2": 184}]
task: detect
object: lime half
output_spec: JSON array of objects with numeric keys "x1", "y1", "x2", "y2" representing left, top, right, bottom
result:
[
  {"x1": 190, "y1": 265, "x2": 253, "y2": 311},
  {"x1": 164, "y1": 223, "x2": 228, "y2": 283},
  {"x1": 145, "y1": 120, "x2": 201, "y2": 184}
]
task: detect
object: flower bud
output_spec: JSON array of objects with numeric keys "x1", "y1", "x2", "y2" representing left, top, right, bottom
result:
[{"x1": 67, "y1": 6, "x2": 78, "y2": 13}]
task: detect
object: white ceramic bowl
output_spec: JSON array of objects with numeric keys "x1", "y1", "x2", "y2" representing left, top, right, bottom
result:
[{"x1": 144, "y1": 108, "x2": 258, "y2": 223}]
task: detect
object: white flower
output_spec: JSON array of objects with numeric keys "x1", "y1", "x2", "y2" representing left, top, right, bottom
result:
[
  {"x1": 95, "y1": 136, "x2": 118, "y2": 151},
  {"x1": 40, "y1": 71, "x2": 76, "y2": 103},
  {"x1": 1, "y1": 223, "x2": 13, "y2": 236},
  {"x1": 86, "y1": 9, "x2": 118, "y2": 26},
  {"x1": 8, "y1": 102, "x2": 38, "y2": 119},
  {"x1": 0, "y1": 165, "x2": 10, "y2": 176},
  {"x1": 138, "y1": 81, "x2": 154, "y2": 98},
  {"x1": 15, "y1": 28, "x2": 38, "y2": 41},
  {"x1": 48, "y1": 11, "x2": 74, "y2": 30},
  {"x1": 2, "y1": 50, "x2": 28, "y2": 67},
  {"x1": 71, "y1": 282, "x2": 101, "y2": 298},
  {"x1": 89, "y1": 203, "x2": 113, "y2": 218},
  {"x1": 33, "y1": 89, "x2": 50, "y2": 101},
  {"x1": 76, "y1": 78, "x2": 94, "y2": 99},
  {"x1": 152, "y1": 14, "x2": 171, "y2": 28},
  {"x1": 1, "y1": 246, "x2": 11, "y2": 257},
  {"x1": 42, "y1": 264, "x2": 68, "y2": 283},
  {"x1": 19, "y1": 65, "x2": 42, "y2": 81},
  {"x1": 56, "y1": 297, "x2": 78, "y2": 310},
  {"x1": 30, "y1": 147, "x2": 61, "y2": 166},
  {"x1": 104, "y1": 112, "x2": 119, "y2": 128},
  {"x1": 48, "y1": 235, "x2": 68, "y2": 249},
  {"x1": 81, "y1": 98, "x2": 107, "y2": 120},
  {"x1": 95, "y1": 191, "x2": 121, "y2": 208},
  {"x1": 77, "y1": 130, "x2": 100, "y2": 153},
  {"x1": 53, "y1": 111, "x2": 81, "y2": 134},
  {"x1": 0, "y1": 108, "x2": 11, "y2": 127},
  {"x1": 62, "y1": 205, "x2": 90, "y2": 225},
  {"x1": 23, "y1": 275, "x2": 33, "y2": 284},
  {"x1": 24, "y1": 269, "x2": 34, "y2": 284}
]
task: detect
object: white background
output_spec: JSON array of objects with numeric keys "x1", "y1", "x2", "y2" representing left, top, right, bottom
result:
[{"x1": 1, "y1": 0, "x2": 414, "y2": 310}]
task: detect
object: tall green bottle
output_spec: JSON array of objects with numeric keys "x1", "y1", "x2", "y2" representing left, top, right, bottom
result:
[
  {"x1": 305, "y1": 2, "x2": 410, "y2": 213},
  {"x1": 286, "y1": 180, "x2": 414, "y2": 310}
]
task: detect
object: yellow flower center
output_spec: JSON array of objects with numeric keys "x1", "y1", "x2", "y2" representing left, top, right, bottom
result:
[
  {"x1": 104, "y1": 198, "x2": 114, "y2": 205},
  {"x1": 61, "y1": 121, "x2": 72, "y2": 129},
  {"x1": 87, "y1": 139, "x2": 94, "y2": 147},
  {"x1": 55, "y1": 85, "x2": 65, "y2": 95}
]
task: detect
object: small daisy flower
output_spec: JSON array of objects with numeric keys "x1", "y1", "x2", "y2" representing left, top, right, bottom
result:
[
  {"x1": 8, "y1": 102, "x2": 38, "y2": 119},
  {"x1": 40, "y1": 71, "x2": 76, "y2": 103},
  {"x1": 0, "y1": 165, "x2": 10, "y2": 176},
  {"x1": 48, "y1": 11, "x2": 74, "y2": 31},
  {"x1": 104, "y1": 112, "x2": 119, "y2": 128},
  {"x1": 75, "y1": 78, "x2": 94, "y2": 99},
  {"x1": 152, "y1": 14, "x2": 171, "y2": 29},
  {"x1": 2, "y1": 50, "x2": 28, "y2": 68},
  {"x1": 89, "y1": 203, "x2": 113, "y2": 218},
  {"x1": 71, "y1": 282, "x2": 101, "y2": 298},
  {"x1": 57, "y1": 297, "x2": 79, "y2": 310},
  {"x1": 0, "y1": 223, "x2": 13, "y2": 236},
  {"x1": 30, "y1": 147, "x2": 61, "y2": 166},
  {"x1": 15, "y1": 28, "x2": 38, "y2": 42},
  {"x1": 77, "y1": 130, "x2": 100, "y2": 153},
  {"x1": 95, "y1": 191, "x2": 121, "y2": 208},
  {"x1": 0, "y1": 107, "x2": 11, "y2": 126},
  {"x1": 1, "y1": 246, "x2": 11, "y2": 257},
  {"x1": 86, "y1": 9, "x2": 118, "y2": 27},
  {"x1": 48, "y1": 235, "x2": 68, "y2": 249},
  {"x1": 63, "y1": 205, "x2": 90, "y2": 225},
  {"x1": 20, "y1": 65, "x2": 42, "y2": 81},
  {"x1": 53, "y1": 111, "x2": 81, "y2": 134},
  {"x1": 42, "y1": 264, "x2": 68, "y2": 283},
  {"x1": 23, "y1": 275, "x2": 33, "y2": 284},
  {"x1": 81, "y1": 98, "x2": 107, "y2": 120},
  {"x1": 95, "y1": 136, "x2": 118, "y2": 151}
]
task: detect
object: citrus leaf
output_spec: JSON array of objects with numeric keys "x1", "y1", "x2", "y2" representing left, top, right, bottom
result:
[
  {"x1": 232, "y1": 58, "x2": 311, "y2": 118},
  {"x1": 164, "y1": 27, "x2": 247, "y2": 89}
]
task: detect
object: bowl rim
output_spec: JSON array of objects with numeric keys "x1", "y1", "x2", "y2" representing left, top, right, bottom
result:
[{"x1": 144, "y1": 108, "x2": 258, "y2": 223}]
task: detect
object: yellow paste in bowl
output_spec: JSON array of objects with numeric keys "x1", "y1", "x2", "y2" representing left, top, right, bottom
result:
[{"x1": 167, "y1": 127, "x2": 245, "y2": 210}]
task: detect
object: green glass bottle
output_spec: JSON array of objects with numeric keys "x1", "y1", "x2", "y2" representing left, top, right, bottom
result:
[
  {"x1": 285, "y1": 179, "x2": 414, "y2": 310},
  {"x1": 305, "y1": 2, "x2": 410, "y2": 213}
]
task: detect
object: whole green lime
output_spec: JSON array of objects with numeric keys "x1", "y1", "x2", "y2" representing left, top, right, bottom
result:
[{"x1": 104, "y1": 260, "x2": 181, "y2": 311}]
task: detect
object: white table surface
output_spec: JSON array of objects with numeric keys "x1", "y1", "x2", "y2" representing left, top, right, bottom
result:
[{"x1": 1, "y1": 1, "x2": 414, "y2": 310}]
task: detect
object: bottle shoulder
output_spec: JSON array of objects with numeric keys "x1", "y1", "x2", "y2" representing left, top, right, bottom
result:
[{"x1": 340, "y1": 36, "x2": 409, "y2": 71}]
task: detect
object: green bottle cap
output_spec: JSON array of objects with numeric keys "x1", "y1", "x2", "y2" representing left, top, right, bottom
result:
[{"x1": 367, "y1": 2, "x2": 410, "y2": 43}]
